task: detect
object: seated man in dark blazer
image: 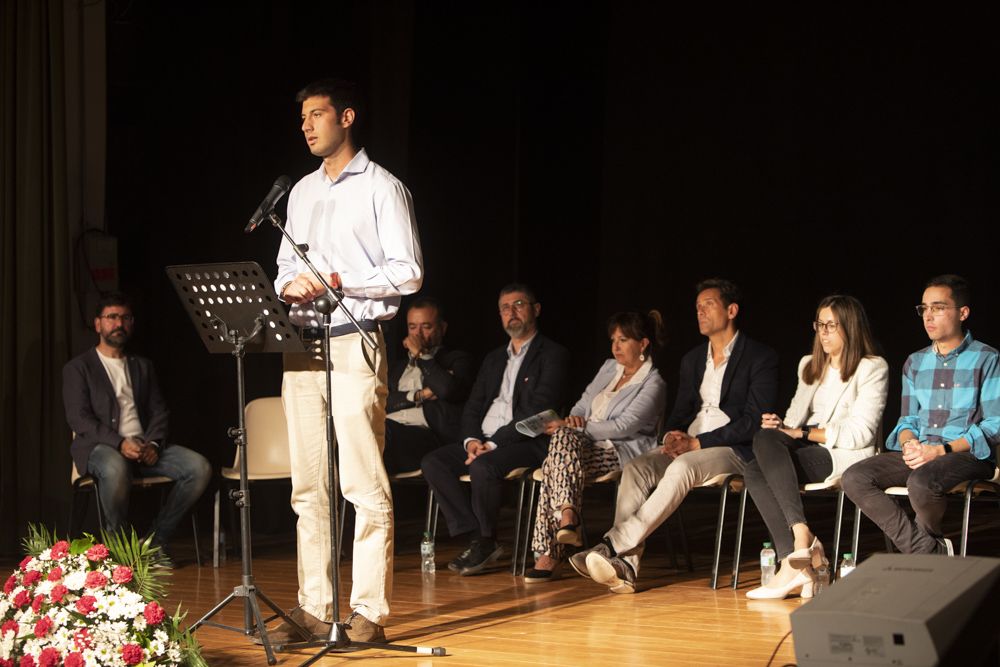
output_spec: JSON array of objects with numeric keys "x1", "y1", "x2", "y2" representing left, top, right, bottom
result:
[
  {"x1": 570, "y1": 278, "x2": 778, "y2": 593},
  {"x1": 63, "y1": 292, "x2": 211, "y2": 559},
  {"x1": 383, "y1": 298, "x2": 474, "y2": 474},
  {"x1": 421, "y1": 283, "x2": 571, "y2": 575}
]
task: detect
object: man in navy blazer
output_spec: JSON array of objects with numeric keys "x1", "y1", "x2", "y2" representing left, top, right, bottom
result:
[
  {"x1": 571, "y1": 279, "x2": 778, "y2": 593},
  {"x1": 421, "y1": 283, "x2": 571, "y2": 575},
  {"x1": 63, "y1": 293, "x2": 211, "y2": 558}
]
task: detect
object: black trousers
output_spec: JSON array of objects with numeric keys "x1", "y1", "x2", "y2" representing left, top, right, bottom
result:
[
  {"x1": 743, "y1": 428, "x2": 833, "y2": 560},
  {"x1": 382, "y1": 420, "x2": 444, "y2": 476},
  {"x1": 842, "y1": 450, "x2": 995, "y2": 554},
  {"x1": 421, "y1": 438, "x2": 547, "y2": 539}
]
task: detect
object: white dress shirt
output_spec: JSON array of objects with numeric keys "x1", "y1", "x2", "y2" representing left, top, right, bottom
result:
[
  {"x1": 807, "y1": 365, "x2": 849, "y2": 426},
  {"x1": 688, "y1": 332, "x2": 740, "y2": 438},
  {"x1": 473, "y1": 334, "x2": 536, "y2": 447},
  {"x1": 387, "y1": 352, "x2": 433, "y2": 428},
  {"x1": 587, "y1": 359, "x2": 653, "y2": 450},
  {"x1": 275, "y1": 149, "x2": 423, "y2": 328}
]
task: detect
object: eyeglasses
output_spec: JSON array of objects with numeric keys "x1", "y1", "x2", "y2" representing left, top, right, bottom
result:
[
  {"x1": 813, "y1": 320, "x2": 839, "y2": 334},
  {"x1": 101, "y1": 313, "x2": 135, "y2": 323},
  {"x1": 915, "y1": 304, "x2": 959, "y2": 317},
  {"x1": 499, "y1": 299, "x2": 535, "y2": 315}
]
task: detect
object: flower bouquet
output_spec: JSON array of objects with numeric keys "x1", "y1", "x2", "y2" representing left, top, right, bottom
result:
[{"x1": 0, "y1": 526, "x2": 205, "y2": 667}]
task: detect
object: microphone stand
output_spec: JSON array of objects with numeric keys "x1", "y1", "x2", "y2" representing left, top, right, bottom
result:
[{"x1": 268, "y1": 212, "x2": 446, "y2": 661}]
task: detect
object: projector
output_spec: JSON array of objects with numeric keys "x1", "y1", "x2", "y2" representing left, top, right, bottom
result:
[{"x1": 790, "y1": 553, "x2": 1000, "y2": 666}]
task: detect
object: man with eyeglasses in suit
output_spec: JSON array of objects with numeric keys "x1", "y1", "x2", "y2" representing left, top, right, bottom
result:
[
  {"x1": 62, "y1": 292, "x2": 212, "y2": 562},
  {"x1": 843, "y1": 274, "x2": 1000, "y2": 555},
  {"x1": 421, "y1": 283, "x2": 570, "y2": 575}
]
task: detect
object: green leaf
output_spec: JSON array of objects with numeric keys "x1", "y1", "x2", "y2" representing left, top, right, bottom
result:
[
  {"x1": 21, "y1": 523, "x2": 58, "y2": 557},
  {"x1": 100, "y1": 527, "x2": 171, "y2": 601},
  {"x1": 70, "y1": 535, "x2": 95, "y2": 556}
]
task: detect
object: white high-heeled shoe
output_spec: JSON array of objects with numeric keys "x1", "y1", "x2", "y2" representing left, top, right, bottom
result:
[
  {"x1": 745, "y1": 567, "x2": 816, "y2": 600},
  {"x1": 787, "y1": 536, "x2": 825, "y2": 570}
]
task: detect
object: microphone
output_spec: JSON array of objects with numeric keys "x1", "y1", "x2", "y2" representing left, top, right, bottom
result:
[{"x1": 244, "y1": 175, "x2": 292, "y2": 233}]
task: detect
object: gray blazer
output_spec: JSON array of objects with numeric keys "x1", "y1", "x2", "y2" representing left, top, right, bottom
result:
[{"x1": 569, "y1": 359, "x2": 667, "y2": 464}]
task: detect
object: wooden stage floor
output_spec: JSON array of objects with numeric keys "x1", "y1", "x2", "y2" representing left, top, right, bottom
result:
[{"x1": 171, "y1": 544, "x2": 800, "y2": 666}]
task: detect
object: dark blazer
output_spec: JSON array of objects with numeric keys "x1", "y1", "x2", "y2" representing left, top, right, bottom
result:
[
  {"x1": 63, "y1": 348, "x2": 170, "y2": 474},
  {"x1": 664, "y1": 333, "x2": 778, "y2": 460},
  {"x1": 461, "y1": 333, "x2": 571, "y2": 447},
  {"x1": 386, "y1": 346, "x2": 475, "y2": 443}
]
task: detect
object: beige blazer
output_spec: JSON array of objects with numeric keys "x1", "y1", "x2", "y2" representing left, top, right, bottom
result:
[{"x1": 783, "y1": 355, "x2": 889, "y2": 481}]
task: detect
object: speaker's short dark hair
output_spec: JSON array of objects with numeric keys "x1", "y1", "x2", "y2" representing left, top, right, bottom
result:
[
  {"x1": 295, "y1": 78, "x2": 362, "y2": 120},
  {"x1": 94, "y1": 291, "x2": 132, "y2": 319},
  {"x1": 925, "y1": 274, "x2": 971, "y2": 308},
  {"x1": 695, "y1": 278, "x2": 742, "y2": 307},
  {"x1": 499, "y1": 282, "x2": 538, "y2": 304}
]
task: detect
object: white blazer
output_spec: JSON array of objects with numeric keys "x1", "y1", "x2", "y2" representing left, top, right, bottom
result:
[{"x1": 782, "y1": 355, "x2": 889, "y2": 481}]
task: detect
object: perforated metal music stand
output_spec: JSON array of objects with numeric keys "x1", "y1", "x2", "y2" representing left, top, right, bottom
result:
[{"x1": 167, "y1": 261, "x2": 306, "y2": 665}]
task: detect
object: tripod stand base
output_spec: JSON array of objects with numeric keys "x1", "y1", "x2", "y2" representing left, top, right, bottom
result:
[{"x1": 277, "y1": 623, "x2": 446, "y2": 664}]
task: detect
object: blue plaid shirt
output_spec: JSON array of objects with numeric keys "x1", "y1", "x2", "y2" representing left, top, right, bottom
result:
[{"x1": 886, "y1": 332, "x2": 1000, "y2": 460}]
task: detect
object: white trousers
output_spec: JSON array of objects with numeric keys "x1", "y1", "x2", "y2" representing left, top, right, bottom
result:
[
  {"x1": 282, "y1": 331, "x2": 392, "y2": 625},
  {"x1": 606, "y1": 446, "x2": 745, "y2": 576}
]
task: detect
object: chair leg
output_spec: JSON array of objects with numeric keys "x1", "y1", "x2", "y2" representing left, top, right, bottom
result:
[
  {"x1": 511, "y1": 477, "x2": 528, "y2": 576},
  {"x1": 851, "y1": 504, "x2": 861, "y2": 560},
  {"x1": 519, "y1": 479, "x2": 540, "y2": 577},
  {"x1": 213, "y1": 489, "x2": 222, "y2": 568},
  {"x1": 830, "y1": 490, "x2": 844, "y2": 581},
  {"x1": 730, "y1": 486, "x2": 747, "y2": 590},
  {"x1": 711, "y1": 481, "x2": 730, "y2": 590},
  {"x1": 424, "y1": 488, "x2": 436, "y2": 535},
  {"x1": 191, "y1": 514, "x2": 201, "y2": 567},
  {"x1": 961, "y1": 484, "x2": 975, "y2": 557},
  {"x1": 69, "y1": 486, "x2": 88, "y2": 537}
]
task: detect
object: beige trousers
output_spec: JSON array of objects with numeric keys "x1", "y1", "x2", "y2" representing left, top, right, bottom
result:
[
  {"x1": 282, "y1": 331, "x2": 392, "y2": 625},
  {"x1": 606, "y1": 446, "x2": 744, "y2": 576}
]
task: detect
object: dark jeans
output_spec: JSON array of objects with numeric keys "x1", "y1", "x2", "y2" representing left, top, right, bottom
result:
[
  {"x1": 87, "y1": 443, "x2": 212, "y2": 548},
  {"x1": 421, "y1": 438, "x2": 547, "y2": 539},
  {"x1": 383, "y1": 420, "x2": 444, "y2": 475},
  {"x1": 744, "y1": 428, "x2": 833, "y2": 560},
  {"x1": 842, "y1": 450, "x2": 995, "y2": 554}
]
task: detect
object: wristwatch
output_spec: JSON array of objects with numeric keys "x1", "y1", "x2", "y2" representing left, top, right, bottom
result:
[
  {"x1": 800, "y1": 425, "x2": 813, "y2": 441},
  {"x1": 942, "y1": 442, "x2": 953, "y2": 454}
]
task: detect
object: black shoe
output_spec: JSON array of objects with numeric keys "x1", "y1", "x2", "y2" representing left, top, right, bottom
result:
[
  {"x1": 448, "y1": 542, "x2": 478, "y2": 572},
  {"x1": 458, "y1": 540, "x2": 505, "y2": 576}
]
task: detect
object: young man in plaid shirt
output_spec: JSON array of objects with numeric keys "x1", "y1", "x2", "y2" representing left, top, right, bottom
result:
[{"x1": 843, "y1": 274, "x2": 1000, "y2": 554}]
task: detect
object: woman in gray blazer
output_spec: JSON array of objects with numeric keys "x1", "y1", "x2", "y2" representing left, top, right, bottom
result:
[
  {"x1": 745, "y1": 295, "x2": 888, "y2": 599},
  {"x1": 525, "y1": 311, "x2": 667, "y2": 583}
]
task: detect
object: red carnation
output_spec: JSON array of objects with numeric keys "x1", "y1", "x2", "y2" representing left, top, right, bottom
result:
[
  {"x1": 121, "y1": 644, "x2": 144, "y2": 665},
  {"x1": 143, "y1": 601, "x2": 166, "y2": 625},
  {"x1": 37, "y1": 648, "x2": 60, "y2": 667},
  {"x1": 84, "y1": 571, "x2": 107, "y2": 590},
  {"x1": 18, "y1": 655, "x2": 35, "y2": 667},
  {"x1": 49, "y1": 584, "x2": 68, "y2": 603},
  {"x1": 73, "y1": 628, "x2": 92, "y2": 650},
  {"x1": 3, "y1": 575, "x2": 15, "y2": 595},
  {"x1": 33, "y1": 615, "x2": 53, "y2": 638},
  {"x1": 0, "y1": 659, "x2": 12, "y2": 667},
  {"x1": 13, "y1": 589, "x2": 30, "y2": 608},
  {"x1": 75, "y1": 595, "x2": 96, "y2": 615},
  {"x1": 31, "y1": 594, "x2": 45, "y2": 613},
  {"x1": 46, "y1": 567, "x2": 63, "y2": 582},
  {"x1": 49, "y1": 541, "x2": 69, "y2": 559},
  {"x1": 111, "y1": 565, "x2": 133, "y2": 585},
  {"x1": 1, "y1": 620, "x2": 18, "y2": 636},
  {"x1": 84, "y1": 544, "x2": 109, "y2": 562},
  {"x1": 22, "y1": 570, "x2": 41, "y2": 587},
  {"x1": 18, "y1": 556, "x2": 33, "y2": 571},
  {"x1": 63, "y1": 654, "x2": 85, "y2": 667}
]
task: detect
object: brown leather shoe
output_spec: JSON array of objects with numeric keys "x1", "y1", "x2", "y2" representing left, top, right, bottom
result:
[
  {"x1": 343, "y1": 610, "x2": 387, "y2": 644},
  {"x1": 253, "y1": 607, "x2": 331, "y2": 645}
]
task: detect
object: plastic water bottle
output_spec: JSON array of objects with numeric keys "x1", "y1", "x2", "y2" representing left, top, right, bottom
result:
[
  {"x1": 840, "y1": 552, "x2": 856, "y2": 578},
  {"x1": 760, "y1": 542, "x2": 776, "y2": 585},
  {"x1": 814, "y1": 561, "x2": 830, "y2": 596},
  {"x1": 420, "y1": 531, "x2": 436, "y2": 574}
]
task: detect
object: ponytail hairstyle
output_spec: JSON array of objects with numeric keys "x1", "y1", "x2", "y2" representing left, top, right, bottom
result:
[{"x1": 607, "y1": 310, "x2": 667, "y2": 360}]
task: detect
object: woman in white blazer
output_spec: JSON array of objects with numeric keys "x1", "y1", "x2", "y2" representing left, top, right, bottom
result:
[
  {"x1": 524, "y1": 311, "x2": 668, "y2": 583},
  {"x1": 745, "y1": 295, "x2": 888, "y2": 599}
]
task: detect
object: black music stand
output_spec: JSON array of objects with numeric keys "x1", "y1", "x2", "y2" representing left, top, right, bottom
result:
[{"x1": 167, "y1": 261, "x2": 307, "y2": 666}]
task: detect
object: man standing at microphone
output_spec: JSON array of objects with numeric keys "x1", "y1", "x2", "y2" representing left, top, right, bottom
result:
[{"x1": 267, "y1": 78, "x2": 422, "y2": 645}]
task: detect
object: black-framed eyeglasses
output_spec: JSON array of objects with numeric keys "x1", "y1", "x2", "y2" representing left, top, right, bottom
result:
[
  {"x1": 915, "y1": 304, "x2": 959, "y2": 317},
  {"x1": 101, "y1": 313, "x2": 135, "y2": 323},
  {"x1": 813, "y1": 320, "x2": 839, "y2": 334},
  {"x1": 499, "y1": 300, "x2": 535, "y2": 315}
]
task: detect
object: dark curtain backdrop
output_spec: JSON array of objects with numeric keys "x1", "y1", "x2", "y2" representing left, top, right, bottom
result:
[{"x1": 3, "y1": 2, "x2": 999, "y2": 550}]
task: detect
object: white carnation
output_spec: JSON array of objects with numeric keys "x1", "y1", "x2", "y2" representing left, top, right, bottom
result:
[
  {"x1": 63, "y1": 570, "x2": 87, "y2": 591},
  {"x1": 133, "y1": 615, "x2": 147, "y2": 631}
]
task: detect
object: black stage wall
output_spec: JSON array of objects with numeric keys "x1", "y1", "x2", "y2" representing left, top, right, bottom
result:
[{"x1": 13, "y1": 3, "x2": 995, "y2": 545}]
